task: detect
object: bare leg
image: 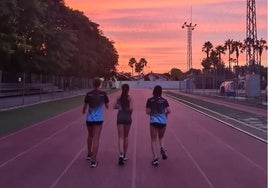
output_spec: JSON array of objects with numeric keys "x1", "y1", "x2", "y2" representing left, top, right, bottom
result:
[
  {"x1": 117, "y1": 124, "x2": 124, "y2": 155},
  {"x1": 86, "y1": 126, "x2": 94, "y2": 156},
  {"x1": 158, "y1": 126, "x2": 166, "y2": 148},
  {"x1": 123, "y1": 125, "x2": 131, "y2": 155},
  {"x1": 150, "y1": 126, "x2": 158, "y2": 159},
  {"x1": 91, "y1": 125, "x2": 102, "y2": 162},
  {"x1": 158, "y1": 126, "x2": 167, "y2": 160}
]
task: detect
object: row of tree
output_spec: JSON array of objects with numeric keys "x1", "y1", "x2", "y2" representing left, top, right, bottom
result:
[
  {"x1": 0, "y1": 0, "x2": 118, "y2": 78},
  {"x1": 168, "y1": 38, "x2": 267, "y2": 89},
  {"x1": 128, "y1": 57, "x2": 148, "y2": 76},
  {"x1": 201, "y1": 38, "x2": 267, "y2": 73}
]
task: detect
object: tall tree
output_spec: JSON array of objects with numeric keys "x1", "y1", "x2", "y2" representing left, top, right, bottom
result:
[
  {"x1": 215, "y1": 45, "x2": 226, "y2": 64},
  {"x1": 224, "y1": 39, "x2": 233, "y2": 69},
  {"x1": 202, "y1": 41, "x2": 213, "y2": 59},
  {"x1": 0, "y1": 0, "x2": 19, "y2": 69},
  {"x1": 170, "y1": 68, "x2": 183, "y2": 80},
  {"x1": 0, "y1": 0, "x2": 119, "y2": 77},
  {"x1": 135, "y1": 58, "x2": 148, "y2": 74},
  {"x1": 128, "y1": 57, "x2": 136, "y2": 76},
  {"x1": 255, "y1": 38, "x2": 268, "y2": 67},
  {"x1": 231, "y1": 40, "x2": 243, "y2": 67},
  {"x1": 201, "y1": 41, "x2": 213, "y2": 72}
]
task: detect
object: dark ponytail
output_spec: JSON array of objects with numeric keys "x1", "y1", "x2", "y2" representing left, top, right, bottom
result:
[
  {"x1": 153, "y1": 85, "x2": 163, "y2": 113},
  {"x1": 119, "y1": 84, "x2": 130, "y2": 111}
]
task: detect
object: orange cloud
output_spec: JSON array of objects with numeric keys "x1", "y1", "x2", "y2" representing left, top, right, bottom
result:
[{"x1": 65, "y1": 0, "x2": 267, "y2": 73}]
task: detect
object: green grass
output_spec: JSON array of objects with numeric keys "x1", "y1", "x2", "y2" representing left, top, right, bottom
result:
[
  {"x1": 0, "y1": 96, "x2": 84, "y2": 137},
  {"x1": 0, "y1": 89, "x2": 119, "y2": 137}
]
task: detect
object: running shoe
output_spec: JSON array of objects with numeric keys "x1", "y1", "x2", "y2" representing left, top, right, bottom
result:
[
  {"x1": 152, "y1": 158, "x2": 159, "y2": 166},
  {"x1": 86, "y1": 154, "x2": 91, "y2": 161},
  {"x1": 90, "y1": 161, "x2": 98, "y2": 168},
  {"x1": 160, "y1": 147, "x2": 168, "y2": 160},
  {"x1": 123, "y1": 154, "x2": 128, "y2": 161},
  {"x1": 118, "y1": 156, "x2": 124, "y2": 165}
]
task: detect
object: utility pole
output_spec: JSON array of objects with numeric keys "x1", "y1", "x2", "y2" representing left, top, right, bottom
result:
[
  {"x1": 245, "y1": 0, "x2": 261, "y2": 99},
  {"x1": 181, "y1": 8, "x2": 197, "y2": 71},
  {"x1": 246, "y1": 0, "x2": 257, "y2": 65}
]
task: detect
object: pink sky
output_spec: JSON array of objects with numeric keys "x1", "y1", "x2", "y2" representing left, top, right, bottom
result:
[{"x1": 65, "y1": 0, "x2": 267, "y2": 73}]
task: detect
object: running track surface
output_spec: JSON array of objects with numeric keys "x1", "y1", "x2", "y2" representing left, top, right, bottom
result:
[{"x1": 0, "y1": 89, "x2": 267, "y2": 188}]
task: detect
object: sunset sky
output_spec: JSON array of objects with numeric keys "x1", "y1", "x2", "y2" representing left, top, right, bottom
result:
[{"x1": 65, "y1": 0, "x2": 267, "y2": 74}]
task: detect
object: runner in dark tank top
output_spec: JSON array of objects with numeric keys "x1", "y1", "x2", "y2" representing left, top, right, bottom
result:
[{"x1": 113, "y1": 84, "x2": 133, "y2": 165}]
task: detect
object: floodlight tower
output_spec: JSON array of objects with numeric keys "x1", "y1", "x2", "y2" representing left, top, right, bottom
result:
[
  {"x1": 246, "y1": 0, "x2": 257, "y2": 65},
  {"x1": 181, "y1": 21, "x2": 197, "y2": 71}
]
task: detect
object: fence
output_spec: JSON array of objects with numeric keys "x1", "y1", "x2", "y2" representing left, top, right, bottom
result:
[{"x1": 0, "y1": 71, "x2": 111, "y2": 110}]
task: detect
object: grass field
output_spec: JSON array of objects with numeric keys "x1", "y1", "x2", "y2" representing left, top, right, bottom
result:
[
  {"x1": 0, "y1": 89, "x2": 118, "y2": 137},
  {"x1": 0, "y1": 96, "x2": 85, "y2": 137}
]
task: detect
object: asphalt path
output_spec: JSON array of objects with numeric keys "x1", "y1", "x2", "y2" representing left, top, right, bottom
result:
[{"x1": 0, "y1": 89, "x2": 266, "y2": 188}]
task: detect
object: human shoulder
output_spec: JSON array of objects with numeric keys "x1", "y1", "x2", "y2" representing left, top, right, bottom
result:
[
  {"x1": 147, "y1": 96, "x2": 155, "y2": 101},
  {"x1": 160, "y1": 97, "x2": 168, "y2": 101},
  {"x1": 86, "y1": 90, "x2": 94, "y2": 96},
  {"x1": 99, "y1": 90, "x2": 107, "y2": 95},
  {"x1": 146, "y1": 97, "x2": 154, "y2": 104}
]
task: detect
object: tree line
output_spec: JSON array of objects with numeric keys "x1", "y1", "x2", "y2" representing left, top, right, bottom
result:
[
  {"x1": 161, "y1": 38, "x2": 267, "y2": 88},
  {"x1": 0, "y1": 0, "x2": 118, "y2": 78},
  {"x1": 201, "y1": 39, "x2": 267, "y2": 74}
]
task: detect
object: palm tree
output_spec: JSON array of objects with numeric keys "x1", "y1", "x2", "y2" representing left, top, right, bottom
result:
[
  {"x1": 224, "y1": 39, "x2": 233, "y2": 69},
  {"x1": 202, "y1": 41, "x2": 213, "y2": 59},
  {"x1": 255, "y1": 38, "x2": 268, "y2": 66},
  {"x1": 135, "y1": 58, "x2": 148, "y2": 74},
  {"x1": 139, "y1": 58, "x2": 147, "y2": 67},
  {"x1": 139, "y1": 58, "x2": 148, "y2": 74},
  {"x1": 215, "y1": 45, "x2": 226, "y2": 63},
  {"x1": 231, "y1": 40, "x2": 243, "y2": 66},
  {"x1": 128, "y1": 57, "x2": 137, "y2": 76},
  {"x1": 243, "y1": 37, "x2": 255, "y2": 65}
]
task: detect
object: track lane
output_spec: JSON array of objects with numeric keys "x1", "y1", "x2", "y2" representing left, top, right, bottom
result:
[
  {"x1": 0, "y1": 88, "x2": 266, "y2": 188},
  {"x1": 166, "y1": 97, "x2": 267, "y2": 188}
]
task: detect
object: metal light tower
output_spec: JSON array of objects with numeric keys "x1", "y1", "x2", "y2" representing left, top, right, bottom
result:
[
  {"x1": 246, "y1": 0, "x2": 257, "y2": 65},
  {"x1": 182, "y1": 22, "x2": 197, "y2": 71}
]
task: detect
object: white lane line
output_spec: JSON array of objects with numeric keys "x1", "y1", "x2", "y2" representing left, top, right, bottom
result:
[
  {"x1": 131, "y1": 112, "x2": 137, "y2": 188},
  {"x1": 49, "y1": 146, "x2": 86, "y2": 188},
  {"x1": 195, "y1": 123, "x2": 267, "y2": 174},
  {"x1": 168, "y1": 94, "x2": 266, "y2": 133},
  {"x1": 0, "y1": 118, "x2": 82, "y2": 169},
  {"x1": 0, "y1": 107, "x2": 80, "y2": 141},
  {"x1": 169, "y1": 128, "x2": 216, "y2": 188},
  {"x1": 167, "y1": 95, "x2": 267, "y2": 143}
]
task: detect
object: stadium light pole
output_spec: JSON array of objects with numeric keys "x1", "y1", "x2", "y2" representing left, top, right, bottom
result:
[{"x1": 181, "y1": 22, "x2": 197, "y2": 72}]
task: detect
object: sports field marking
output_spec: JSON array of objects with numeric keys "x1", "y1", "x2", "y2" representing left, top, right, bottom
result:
[
  {"x1": 195, "y1": 124, "x2": 267, "y2": 174},
  {"x1": 49, "y1": 146, "x2": 86, "y2": 188},
  {"x1": 168, "y1": 128, "x2": 216, "y2": 188},
  {"x1": 166, "y1": 94, "x2": 267, "y2": 143},
  {"x1": 131, "y1": 112, "x2": 138, "y2": 188},
  {"x1": 0, "y1": 117, "x2": 82, "y2": 169}
]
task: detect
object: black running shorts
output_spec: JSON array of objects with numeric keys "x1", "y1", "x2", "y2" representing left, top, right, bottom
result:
[
  {"x1": 86, "y1": 121, "x2": 103, "y2": 126},
  {"x1": 150, "y1": 122, "x2": 166, "y2": 129}
]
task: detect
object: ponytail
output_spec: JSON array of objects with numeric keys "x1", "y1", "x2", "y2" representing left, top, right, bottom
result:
[{"x1": 119, "y1": 84, "x2": 130, "y2": 110}]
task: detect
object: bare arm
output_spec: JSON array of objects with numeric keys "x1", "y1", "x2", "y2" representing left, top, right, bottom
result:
[
  {"x1": 113, "y1": 97, "x2": 119, "y2": 109},
  {"x1": 165, "y1": 106, "x2": 171, "y2": 117},
  {"x1": 82, "y1": 103, "x2": 87, "y2": 114},
  {"x1": 105, "y1": 102, "x2": 109, "y2": 109},
  {"x1": 129, "y1": 97, "x2": 133, "y2": 113},
  {"x1": 146, "y1": 107, "x2": 151, "y2": 115}
]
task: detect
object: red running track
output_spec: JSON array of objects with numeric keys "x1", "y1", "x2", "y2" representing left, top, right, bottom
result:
[{"x1": 0, "y1": 89, "x2": 266, "y2": 188}]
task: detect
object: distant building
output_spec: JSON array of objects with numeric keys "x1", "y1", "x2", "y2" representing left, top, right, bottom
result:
[{"x1": 142, "y1": 72, "x2": 170, "y2": 81}]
